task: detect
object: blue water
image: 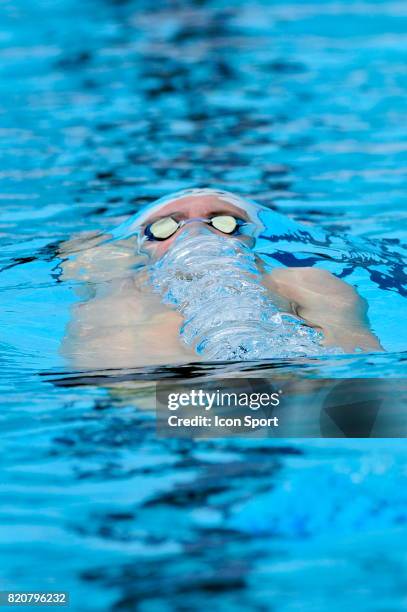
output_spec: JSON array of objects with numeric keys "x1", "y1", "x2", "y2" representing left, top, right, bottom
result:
[{"x1": 1, "y1": 0, "x2": 407, "y2": 610}]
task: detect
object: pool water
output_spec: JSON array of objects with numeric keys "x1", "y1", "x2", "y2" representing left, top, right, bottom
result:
[{"x1": 0, "y1": 0, "x2": 406, "y2": 610}]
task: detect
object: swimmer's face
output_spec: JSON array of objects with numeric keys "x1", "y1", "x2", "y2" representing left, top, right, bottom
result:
[{"x1": 140, "y1": 195, "x2": 253, "y2": 258}]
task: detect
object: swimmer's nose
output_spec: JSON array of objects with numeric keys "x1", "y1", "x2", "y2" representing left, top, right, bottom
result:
[{"x1": 177, "y1": 220, "x2": 214, "y2": 238}]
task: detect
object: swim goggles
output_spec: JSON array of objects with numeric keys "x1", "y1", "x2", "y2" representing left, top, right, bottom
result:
[{"x1": 144, "y1": 215, "x2": 245, "y2": 241}]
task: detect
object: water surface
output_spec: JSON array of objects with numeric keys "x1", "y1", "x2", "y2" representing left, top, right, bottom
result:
[{"x1": 1, "y1": 0, "x2": 407, "y2": 610}]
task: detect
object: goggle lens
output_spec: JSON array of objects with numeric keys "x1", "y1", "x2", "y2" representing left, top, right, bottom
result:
[
  {"x1": 210, "y1": 215, "x2": 238, "y2": 234},
  {"x1": 148, "y1": 217, "x2": 179, "y2": 240},
  {"x1": 146, "y1": 214, "x2": 240, "y2": 241}
]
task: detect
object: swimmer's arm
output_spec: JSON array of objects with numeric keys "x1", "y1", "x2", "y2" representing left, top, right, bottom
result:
[{"x1": 267, "y1": 267, "x2": 383, "y2": 353}]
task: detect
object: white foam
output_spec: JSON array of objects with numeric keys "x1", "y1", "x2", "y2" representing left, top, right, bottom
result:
[{"x1": 149, "y1": 230, "x2": 339, "y2": 360}]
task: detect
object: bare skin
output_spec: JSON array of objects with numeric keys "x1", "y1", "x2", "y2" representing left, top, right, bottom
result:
[{"x1": 60, "y1": 195, "x2": 382, "y2": 370}]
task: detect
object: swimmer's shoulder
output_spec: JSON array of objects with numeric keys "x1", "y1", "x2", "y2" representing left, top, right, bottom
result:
[
  {"x1": 58, "y1": 231, "x2": 142, "y2": 284},
  {"x1": 267, "y1": 266, "x2": 369, "y2": 327},
  {"x1": 262, "y1": 266, "x2": 331, "y2": 299},
  {"x1": 269, "y1": 267, "x2": 362, "y2": 304}
]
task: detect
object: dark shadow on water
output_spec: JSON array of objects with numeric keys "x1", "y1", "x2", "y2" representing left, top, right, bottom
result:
[{"x1": 41, "y1": 351, "x2": 404, "y2": 387}]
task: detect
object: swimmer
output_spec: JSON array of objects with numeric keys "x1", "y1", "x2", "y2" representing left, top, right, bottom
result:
[{"x1": 60, "y1": 189, "x2": 382, "y2": 369}]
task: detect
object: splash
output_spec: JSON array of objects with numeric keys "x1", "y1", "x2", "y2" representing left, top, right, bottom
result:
[{"x1": 149, "y1": 228, "x2": 337, "y2": 361}]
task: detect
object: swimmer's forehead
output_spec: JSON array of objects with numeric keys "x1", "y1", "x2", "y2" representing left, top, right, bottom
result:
[{"x1": 142, "y1": 195, "x2": 253, "y2": 225}]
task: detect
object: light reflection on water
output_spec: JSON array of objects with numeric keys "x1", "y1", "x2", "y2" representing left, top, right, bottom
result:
[{"x1": 1, "y1": 0, "x2": 407, "y2": 609}]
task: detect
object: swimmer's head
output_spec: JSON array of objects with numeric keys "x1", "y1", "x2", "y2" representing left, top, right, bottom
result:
[{"x1": 110, "y1": 188, "x2": 265, "y2": 259}]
